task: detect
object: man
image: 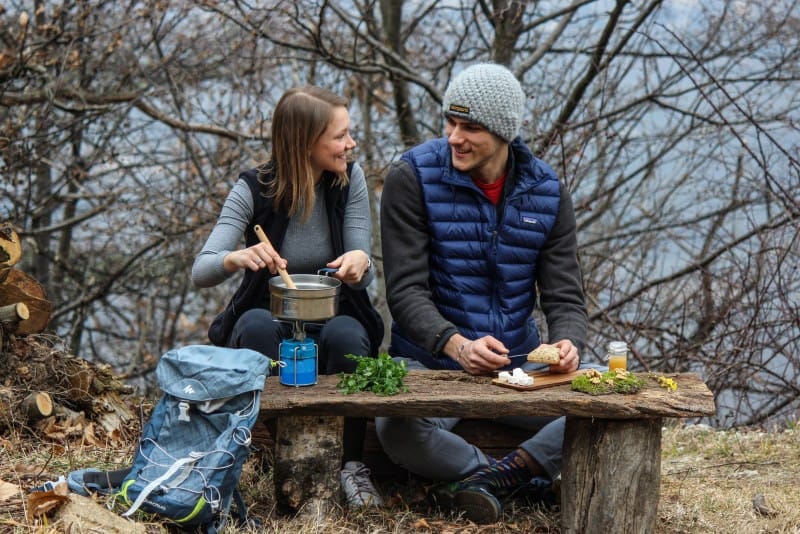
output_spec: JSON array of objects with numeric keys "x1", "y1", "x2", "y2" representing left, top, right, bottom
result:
[{"x1": 376, "y1": 63, "x2": 589, "y2": 523}]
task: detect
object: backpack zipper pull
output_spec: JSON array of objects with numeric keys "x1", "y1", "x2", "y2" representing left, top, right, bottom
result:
[{"x1": 178, "y1": 401, "x2": 191, "y2": 422}]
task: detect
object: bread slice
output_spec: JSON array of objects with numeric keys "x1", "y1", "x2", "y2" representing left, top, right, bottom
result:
[{"x1": 526, "y1": 345, "x2": 561, "y2": 364}]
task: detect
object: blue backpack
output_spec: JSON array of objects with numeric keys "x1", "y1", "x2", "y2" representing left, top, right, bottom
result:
[{"x1": 115, "y1": 345, "x2": 269, "y2": 532}]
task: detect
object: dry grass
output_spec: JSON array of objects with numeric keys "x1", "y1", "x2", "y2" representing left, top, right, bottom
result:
[
  {"x1": 658, "y1": 423, "x2": 800, "y2": 533},
  {"x1": 2, "y1": 421, "x2": 799, "y2": 533}
]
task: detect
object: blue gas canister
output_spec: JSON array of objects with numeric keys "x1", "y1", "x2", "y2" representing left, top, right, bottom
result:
[{"x1": 278, "y1": 338, "x2": 318, "y2": 386}]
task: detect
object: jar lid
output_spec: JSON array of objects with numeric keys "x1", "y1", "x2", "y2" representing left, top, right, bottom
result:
[{"x1": 607, "y1": 341, "x2": 628, "y2": 353}]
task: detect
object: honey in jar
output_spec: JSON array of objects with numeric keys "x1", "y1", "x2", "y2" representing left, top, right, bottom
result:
[{"x1": 607, "y1": 341, "x2": 629, "y2": 370}]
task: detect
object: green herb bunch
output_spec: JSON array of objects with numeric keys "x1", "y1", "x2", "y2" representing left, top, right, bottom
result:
[{"x1": 337, "y1": 353, "x2": 408, "y2": 396}]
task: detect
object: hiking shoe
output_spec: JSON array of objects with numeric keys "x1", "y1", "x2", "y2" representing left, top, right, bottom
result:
[
  {"x1": 340, "y1": 461, "x2": 383, "y2": 508},
  {"x1": 430, "y1": 480, "x2": 503, "y2": 524},
  {"x1": 429, "y1": 481, "x2": 459, "y2": 510},
  {"x1": 511, "y1": 475, "x2": 558, "y2": 508},
  {"x1": 453, "y1": 482, "x2": 503, "y2": 524}
]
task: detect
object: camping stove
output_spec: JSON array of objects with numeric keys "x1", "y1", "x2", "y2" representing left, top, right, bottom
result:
[
  {"x1": 277, "y1": 319, "x2": 318, "y2": 387},
  {"x1": 268, "y1": 270, "x2": 341, "y2": 388}
]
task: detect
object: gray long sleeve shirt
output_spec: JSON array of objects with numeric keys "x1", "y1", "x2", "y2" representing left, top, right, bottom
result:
[{"x1": 192, "y1": 162, "x2": 374, "y2": 291}]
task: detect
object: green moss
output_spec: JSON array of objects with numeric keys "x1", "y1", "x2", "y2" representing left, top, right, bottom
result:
[{"x1": 571, "y1": 369, "x2": 646, "y2": 395}]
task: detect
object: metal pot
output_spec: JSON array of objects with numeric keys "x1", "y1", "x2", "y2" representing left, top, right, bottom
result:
[{"x1": 269, "y1": 273, "x2": 341, "y2": 322}]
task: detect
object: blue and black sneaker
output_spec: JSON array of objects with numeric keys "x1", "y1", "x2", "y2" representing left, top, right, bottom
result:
[
  {"x1": 429, "y1": 451, "x2": 549, "y2": 524},
  {"x1": 429, "y1": 481, "x2": 458, "y2": 511},
  {"x1": 429, "y1": 480, "x2": 503, "y2": 524},
  {"x1": 509, "y1": 475, "x2": 559, "y2": 508},
  {"x1": 452, "y1": 481, "x2": 503, "y2": 524}
]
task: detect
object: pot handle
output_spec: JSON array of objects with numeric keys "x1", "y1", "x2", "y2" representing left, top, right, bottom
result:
[
  {"x1": 317, "y1": 268, "x2": 339, "y2": 276},
  {"x1": 253, "y1": 225, "x2": 297, "y2": 289}
]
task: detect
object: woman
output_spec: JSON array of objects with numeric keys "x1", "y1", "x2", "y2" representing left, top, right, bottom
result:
[{"x1": 192, "y1": 86, "x2": 384, "y2": 508}]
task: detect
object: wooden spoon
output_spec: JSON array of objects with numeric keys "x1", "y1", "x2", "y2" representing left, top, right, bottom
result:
[{"x1": 253, "y1": 225, "x2": 297, "y2": 289}]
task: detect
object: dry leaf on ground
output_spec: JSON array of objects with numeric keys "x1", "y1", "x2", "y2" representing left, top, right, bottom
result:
[
  {"x1": 0, "y1": 479, "x2": 21, "y2": 501},
  {"x1": 26, "y1": 483, "x2": 69, "y2": 521}
]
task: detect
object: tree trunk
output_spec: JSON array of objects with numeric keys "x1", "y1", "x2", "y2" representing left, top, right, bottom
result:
[
  {"x1": 379, "y1": 0, "x2": 420, "y2": 148},
  {"x1": 562, "y1": 417, "x2": 662, "y2": 534},
  {"x1": 489, "y1": 0, "x2": 525, "y2": 66},
  {"x1": 273, "y1": 415, "x2": 344, "y2": 517}
]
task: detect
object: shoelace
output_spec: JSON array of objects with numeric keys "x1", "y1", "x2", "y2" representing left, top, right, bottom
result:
[
  {"x1": 460, "y1": 451, "x2": 530, "y2": 493},
  {"x1": 345, "y1": 465, "x2": 378, "y2": 500}
]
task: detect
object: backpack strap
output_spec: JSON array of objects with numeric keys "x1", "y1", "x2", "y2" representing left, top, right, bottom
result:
[
  {"x1": 231, "y1": 487, "x2": 247, "y2": 524},
  {"x1": 66, "y1": 467, "x2": 130, "y2": 496},
  {"x1": 122, "y1": 452, "x2": 205, "y2": 518},
  {"x1": 207, "y1": 486, "x2": 250, "y2": 534}
]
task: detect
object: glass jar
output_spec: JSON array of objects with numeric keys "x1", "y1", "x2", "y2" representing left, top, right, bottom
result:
[{"x1": 606, "y1": 341, "x2": 629, "y2": 371}]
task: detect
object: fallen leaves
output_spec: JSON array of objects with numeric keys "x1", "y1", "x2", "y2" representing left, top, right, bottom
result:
[
  {"x1": 26, "y1": 480, "x2": 68, "y2": 521},
  {"x1": 413, "y1": 517, "x2": 430, "y2": 530},
  {"x1": 36, "y1": 413, "x2": 100, "y2": 445}
]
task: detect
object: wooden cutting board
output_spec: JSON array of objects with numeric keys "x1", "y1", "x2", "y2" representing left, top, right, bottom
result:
[{"x1": 492, "y1": 369, "x2": 584, "y2": 391}]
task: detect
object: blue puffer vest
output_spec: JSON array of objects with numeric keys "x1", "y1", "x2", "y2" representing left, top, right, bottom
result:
[{"x1": 396, "y1": 137, "x2": 561, "y2": 369}]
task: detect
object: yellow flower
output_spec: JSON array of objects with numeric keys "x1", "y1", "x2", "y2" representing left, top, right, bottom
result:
[{"x1": 656, "y1": 375, "x2": 678, "y2": 391}]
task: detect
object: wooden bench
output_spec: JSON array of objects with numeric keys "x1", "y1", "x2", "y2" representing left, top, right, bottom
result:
[{"x1": 258, "y1": 370, "x2": 715, "y2": 534}]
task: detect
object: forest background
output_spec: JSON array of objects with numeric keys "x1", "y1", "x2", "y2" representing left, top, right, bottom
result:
[{"x1": 1, "y1": 0, "x2": 799, "y2": 430}]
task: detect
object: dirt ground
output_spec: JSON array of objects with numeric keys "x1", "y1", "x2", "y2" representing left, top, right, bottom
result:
[
  {"x1": 4, "y1": 335, "x2": 797, "y2": 531},
  {"x1": 2, "y1": 420, "x2": 799, "y2": 533}
]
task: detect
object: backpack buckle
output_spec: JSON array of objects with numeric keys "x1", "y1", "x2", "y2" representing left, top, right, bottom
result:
[{"x1": 178, "y1": 401, "x2": 190, "y2": 422}]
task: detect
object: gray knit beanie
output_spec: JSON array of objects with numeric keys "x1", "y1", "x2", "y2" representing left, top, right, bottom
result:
[{"x1": 442, "y1": 63, "x2": 525, "y2": 143}]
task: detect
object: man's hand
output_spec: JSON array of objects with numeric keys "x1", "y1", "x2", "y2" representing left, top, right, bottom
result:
[
  {"x1": 549, "y1": 339, "x2": 580, "y2": 373},
  {"x1": 446, "y1": 334, "x2": 510, "y2": 375}
]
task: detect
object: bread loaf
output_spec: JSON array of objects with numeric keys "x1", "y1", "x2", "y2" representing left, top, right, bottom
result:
[{"x1": 526, "y1": 345, "x2": 561, "y2": 364}]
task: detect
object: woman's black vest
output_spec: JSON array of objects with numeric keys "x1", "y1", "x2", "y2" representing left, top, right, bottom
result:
[{"x1": 207, "y1": 164, "x2": 384, "y2": 355}]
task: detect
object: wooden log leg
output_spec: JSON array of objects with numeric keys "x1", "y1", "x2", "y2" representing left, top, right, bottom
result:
[
  {"x1": 561, "y1": 417, "x2": 662, "y2": 534},
  {"x1": 273, "y1": 415, "x2": 344, "y2": 518}
]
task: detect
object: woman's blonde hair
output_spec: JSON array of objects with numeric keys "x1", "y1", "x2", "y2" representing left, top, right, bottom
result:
[{"x1": 260, "y1": 86, "x2": 350, "y2": 220}]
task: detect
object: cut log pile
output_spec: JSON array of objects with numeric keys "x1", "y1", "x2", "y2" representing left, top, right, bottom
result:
[
  {"x1": 0, "y1": 222, "x2": 51, "y2": 336},
  {"x1": 0, "y1": 221, "x2": 138, "y2": 444}
]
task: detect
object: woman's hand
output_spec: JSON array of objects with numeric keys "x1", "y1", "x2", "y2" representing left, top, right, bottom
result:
[
  {"x1": 223, "y1": 243, "x2": 287, "y2": 274},
  {"x1": 326, "y1": 250, "x2": 370, "y2": 285}
]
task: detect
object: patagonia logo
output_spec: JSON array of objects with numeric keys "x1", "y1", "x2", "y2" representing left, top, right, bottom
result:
[
  {"x1": 449, "y1": 104, "x2": 470, "y2": 114},
  {"x1": 522, "y1": 216, "x2": 539, "y2": 225}
]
